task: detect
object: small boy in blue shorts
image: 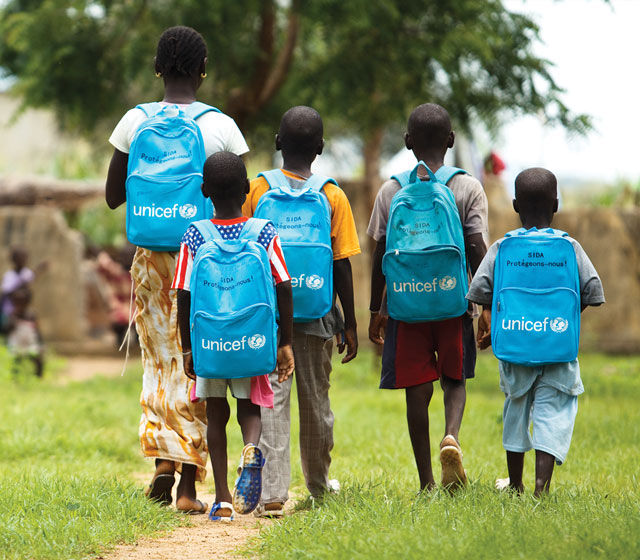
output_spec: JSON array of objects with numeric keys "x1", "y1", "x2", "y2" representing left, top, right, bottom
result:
[
  {"x1": 368, "y1": 103, "x2": 488, "y2": 491},
  {"x1": 173, "y1": 152, "x2": 295, "y2": 520},
  {"x1": 467, "y1": 167, "x2": 605, "y2": 496}
]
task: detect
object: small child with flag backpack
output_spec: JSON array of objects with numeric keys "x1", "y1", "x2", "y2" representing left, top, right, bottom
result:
[
  {"x1": 467, "y1": 167, "x2": 604, "y2": 497},
  {"x1": 367, "y1": 103, "x2": 489, "y2": 492},
  {"x1": 243, "y1": 106, "x2": 361, "y2": 516},
  {"x1": 173, "y1": 152, "x2": 294, "y2": 521}
]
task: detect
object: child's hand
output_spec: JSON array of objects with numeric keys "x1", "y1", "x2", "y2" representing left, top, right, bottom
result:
[
  {"x1": 368, "y1": 312, "x2": 387, "y2": 345},
  {"x1": 477, "y1": 308, "x2": 492, "y2": 349},
  {"x1": 277, "y1": 344, "x2": 294, "y2": 382},
  {"x1": 337, "y1": 327, "x2": 358, "y2": 363},
  {"x1": 182, "y1": 351, "x2": 196, "y2": 380}
]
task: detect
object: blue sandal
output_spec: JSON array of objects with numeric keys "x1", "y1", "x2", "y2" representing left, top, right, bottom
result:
[
  {"x1": 232, "y1": 444, "x2": 265, "y2": 514},
  {"x1": 208, "y1": 501, "x2": 234, "y2": 522}
]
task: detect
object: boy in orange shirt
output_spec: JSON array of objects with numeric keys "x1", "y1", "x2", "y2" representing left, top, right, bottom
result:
[{"x1": 243, "y1": 106, "x2": 360, "y2": 516}]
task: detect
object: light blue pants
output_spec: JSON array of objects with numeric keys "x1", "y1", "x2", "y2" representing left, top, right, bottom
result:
[{"x1": 502, "y1": 376, "x2": 578, "y2": 465}]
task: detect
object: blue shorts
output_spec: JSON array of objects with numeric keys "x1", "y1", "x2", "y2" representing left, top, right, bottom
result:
[{"x1": 502, "y1": 375, "x2": 578, "y2": 465}]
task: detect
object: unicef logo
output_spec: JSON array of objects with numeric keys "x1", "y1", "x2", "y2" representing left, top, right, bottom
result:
[
  {"x1": 305, "y1": 275, "x2": 324, "y2": 290},
  {"x1": 439, "y1": 276, "x2": 457, "y2": 291},
  {"x1": 550, "y1": 317, "x2": 569, "y2": 334},
  {"x1": 248, "y1": 334, "x2": 266, "y2": 350},
  {"x1": 179, "y1": 203, "x2": 198, "y2": 219}
]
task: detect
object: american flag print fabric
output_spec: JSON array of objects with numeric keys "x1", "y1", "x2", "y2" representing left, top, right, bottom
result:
[{"x1": 171, "y1": 217, "x2": 290, "y2": 291}]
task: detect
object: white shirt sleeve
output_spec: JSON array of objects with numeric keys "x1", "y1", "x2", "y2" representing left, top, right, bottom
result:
[
  {"x1": 108, "y1": 108, "x2": 147, "y2": 154},
  {"x1": 108, "y1": 105, "x2": 250, "y2": 157}
]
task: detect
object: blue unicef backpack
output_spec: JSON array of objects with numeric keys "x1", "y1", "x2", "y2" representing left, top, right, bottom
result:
[
  {"x1": 189, "y1": 218, "x2": 277, "y2": 379},
  {"x1": 254, "y1": 170, "x2": 335, "y2": 322},
  {"x1": 491, "y1": 227, "x2": 580, "y2": 366},
  {"x1": 126, "y1": 102, "x2": 220, "y2": 251},
  {"x1": 382, "y1": 162, "x2": 468, "y2": 322}
]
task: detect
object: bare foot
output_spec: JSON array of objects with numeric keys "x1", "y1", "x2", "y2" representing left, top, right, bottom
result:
[{"x1": 175, "y1": 496, "x2": 208, "y2": 514}]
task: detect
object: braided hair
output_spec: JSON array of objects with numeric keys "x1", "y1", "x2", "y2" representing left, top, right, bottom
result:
[{"x1": 155, "y1": 26, "x2": 207, "y2": 78}]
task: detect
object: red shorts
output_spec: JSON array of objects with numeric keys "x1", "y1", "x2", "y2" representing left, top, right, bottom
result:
[{"x1": 380, "y1": 316, "x2": 466, "y2": 389}]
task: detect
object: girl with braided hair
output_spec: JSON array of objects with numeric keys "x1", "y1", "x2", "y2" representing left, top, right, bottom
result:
[{"x1": 106, "y1": 26, "x2": 249, "y2": 514}]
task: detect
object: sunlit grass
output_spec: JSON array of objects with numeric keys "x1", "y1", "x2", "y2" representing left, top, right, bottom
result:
[{"x1": 253, "y1": 352, "x2": 640, "y2": 559}]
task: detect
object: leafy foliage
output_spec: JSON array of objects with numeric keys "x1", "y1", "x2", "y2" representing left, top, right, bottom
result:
[{"x1": 0, "y1": 0, "x2": 589, "y2": 146}]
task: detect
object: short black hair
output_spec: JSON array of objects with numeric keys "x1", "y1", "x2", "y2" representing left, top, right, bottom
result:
[
  {"x1": 156, "y1": 26, "x2": 207, "y2": 78},
  {"x1": 202, "y1": 152, "x2": 247, "y2": 201},
  {"x1": 407, "y1": 103, "x2": 452, "y2": 151},
  {"x1": 514, "y1": 167, "x2": 558, "y2": 213},
  {"x1": 278, "y1": 106, "x2": 323, "y2": 158}
]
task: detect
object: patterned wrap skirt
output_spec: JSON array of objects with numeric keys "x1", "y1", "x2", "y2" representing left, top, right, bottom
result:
[{"x1": 131, "y1": 248, "x2": 208, "y2": 481}]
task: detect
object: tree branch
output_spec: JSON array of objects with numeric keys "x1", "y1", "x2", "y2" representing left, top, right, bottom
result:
[{"x1": 257, "y1": 0, "x2": 300, "y2": 107}]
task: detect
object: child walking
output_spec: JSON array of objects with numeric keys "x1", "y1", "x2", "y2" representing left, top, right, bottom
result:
[
  {"x1": 105, "y1": 26, "x2": 249, "y2": 513},
  {"x1": 367, "y1": 103, "x2": 488, "y2": 491},
  {"x1": 467, "y1": 167, "x2": 604, "y2": 496},
  {"x1": 173, "y1": 152, "x2": 294, "y2": 520},
  {"x1": 243, "y1": 106, "x2": 361, "y2": 516}
]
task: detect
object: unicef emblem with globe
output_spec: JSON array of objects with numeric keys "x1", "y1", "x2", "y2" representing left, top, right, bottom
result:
[
  {"x1": 305, "y1": 275, "x2": 324, "y2": 290},
  {"x1": 248, "y1": 334, "x2": 266, "y2": 350},
  {"x1": 550, "y1": 317, "x2": 569, "y2": 334},
  {"x1": 439, "y1": 276, "x2": 457, "y2": 291},
  {"x1": 179, "y1": 203, "x2": 198, "y2": 219}
]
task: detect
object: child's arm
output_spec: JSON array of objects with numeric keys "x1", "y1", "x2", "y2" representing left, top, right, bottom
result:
[
  {"x1": 465, "y1": 233, "x2": 487, "y2": 276},
  {"x1": 334, "y1": 257, "x2": 358, "y2": 363},
  {"x1": 105, "y1": 149, "x2": 128, "y2": 209},
  {"x1": 176, "y1": 288, "x2": 195, "y2": 380},
  {"x1": 275, "y1": 280, "x2": 295, "y2": 382},
  {"x1": 476, "y1": 307, "x2": 492, "y2": 349},
  {"x1": 368, "y1": 238, "x2": 387, "y2": 345}
]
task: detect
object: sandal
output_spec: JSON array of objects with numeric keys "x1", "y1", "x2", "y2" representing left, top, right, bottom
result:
[
  {"x1": 232, "y1": 444, "x2": 265, "y2": 515},
  {"x1": 177, "y1": 498, "x2": 208, "y2": 515},
  {"x1": 208, "y1": 501, "x2": 234, "y2": 522},
  {"x1": 440, "y1": 435, "x2": 468, "y2": 489},
  {"x1": 144, "y1": 473, "x2": 175, "y2": 506}
]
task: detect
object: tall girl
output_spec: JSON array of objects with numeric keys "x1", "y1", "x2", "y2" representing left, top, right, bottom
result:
[{"x1": 105, "y1": 26, "x2": 249, "y2": 513}]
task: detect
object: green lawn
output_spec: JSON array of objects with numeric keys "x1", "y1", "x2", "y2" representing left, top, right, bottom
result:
[
  {"x1": 0, "y1": 348, "x2": 638, "y2": 559},
  {"x1": 0, "y1": 350, "x2": 184, "y2": 560},
  {"x1": 254, "y1": 351, "x2": 640, "y2": 559}
]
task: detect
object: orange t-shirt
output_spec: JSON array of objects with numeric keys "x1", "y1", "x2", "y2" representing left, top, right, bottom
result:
[{"x1": 243, "y1": 169, "x2": 361, "y2": 261}]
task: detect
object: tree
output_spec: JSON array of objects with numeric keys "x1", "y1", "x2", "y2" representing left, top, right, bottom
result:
[
  {"x1": 285, "y1": 0, "x2": 590, "y2": 207},
  {"x1": 0, "y1": 0, "x2": 588, "y2": 183},
  {"x1": 0, "y1": 0, "x2": 301, "y2": 142}
]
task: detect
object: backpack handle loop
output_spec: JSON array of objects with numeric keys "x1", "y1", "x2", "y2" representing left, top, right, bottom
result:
[
  {"x1": 507, "y1": 227, "x2": 569, "y2": 238},
  {"x1": 409, "y1": 161, "x2": 438, "y2": 184}
]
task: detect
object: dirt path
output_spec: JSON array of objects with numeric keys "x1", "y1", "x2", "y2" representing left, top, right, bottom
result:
[
  {"x1": 58, "y1": 355, "x2": 278, "y2": 559},
  {"x1": 104, "y1": 486, "x2": 272, "y2": 560},
  {"x1": 57, "y1": 355, "x2": 126, "y2": 383}
]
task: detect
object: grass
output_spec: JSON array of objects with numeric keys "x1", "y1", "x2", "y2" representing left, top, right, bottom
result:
[
  {"x1": 252, "y1": 351, "x2": 640, "y2": 559},
  {"x1": 0, "y1": 348, "x2": 185, "y2": 560},
  {"x1": 0, "y1": 346, "x2": 638, "y2": 559}
]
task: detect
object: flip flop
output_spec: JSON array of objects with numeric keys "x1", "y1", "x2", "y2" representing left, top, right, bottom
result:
[
  {"x1": 232, "y1": 444, "x2": 265, "y2": 515},
  {"x1": 208, "y1": 501, "x2": 234, "y2": 522},
  {"x1": 145, "y1": 473, "x2": 175, "y2": 506},
  {"x1": 178, "y1": 499, "x2": 208, "y2": 515}
]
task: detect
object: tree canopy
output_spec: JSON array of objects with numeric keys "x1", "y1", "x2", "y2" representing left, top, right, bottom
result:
[{"x1": 0, "y1": 0, "x2": 589, "y2": 159}]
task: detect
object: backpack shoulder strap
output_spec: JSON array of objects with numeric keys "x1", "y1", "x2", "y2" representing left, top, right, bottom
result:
[
  {"x1": 257, "y1": 169, "x2": 288, "y2": 190},
  {"x1": 135, "y1": 102, "x2": 163, "y2": 118},
  {"x1": 184, "y1": 101, "x2": 222, "y2": 120},
  {"x1": 435, "y1": 165, "x2": 466, "y2": 185},
  {"x1": 241, "y1": 218, "x2": 272, "y2": 242},
  {"x1": 390, "y1": 170, "x2": 412, "y2": 188},
  {"x1": 192, "y1": 219, "x2": 224, "y2": 243},
  {"x1": 305, "y1": 174, "x2": 338, "y2": 192}
]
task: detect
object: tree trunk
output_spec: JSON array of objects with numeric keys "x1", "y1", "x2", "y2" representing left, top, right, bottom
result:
[
  {"x1": 362, "y1": 126, "x2": 384, "y2": 224},
  {"x1": 361, "y1": 127, "x2": 385, "y2": 356}
]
